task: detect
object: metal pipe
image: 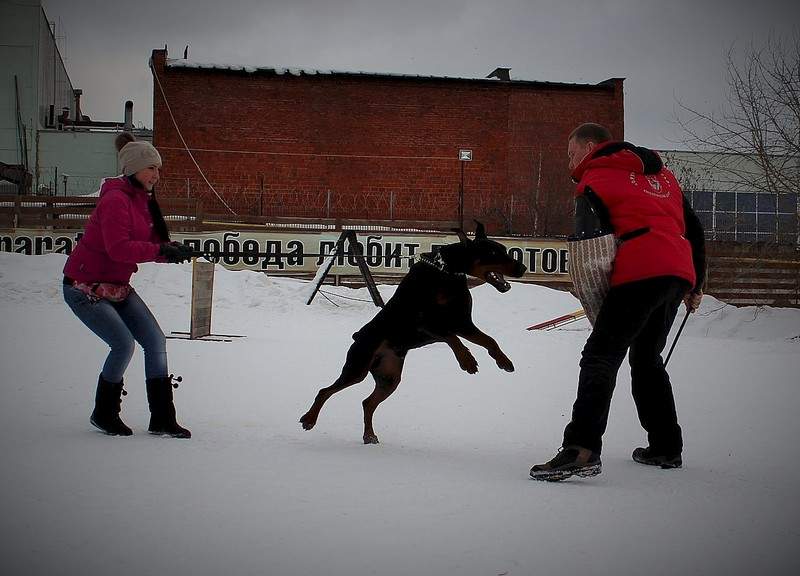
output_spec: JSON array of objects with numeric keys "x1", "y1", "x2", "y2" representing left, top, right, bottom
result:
[
  {"x1": 124, "y1": 101, "x2": 133, "y2": 130},
  {"x1": 73, "y1": 89, "x2": 82, "y2": 121}
]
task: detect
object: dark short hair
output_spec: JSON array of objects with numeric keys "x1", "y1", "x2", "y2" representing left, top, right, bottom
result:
[{"x1": 569, "y1": 123, "x2": 612, "y2": 144}]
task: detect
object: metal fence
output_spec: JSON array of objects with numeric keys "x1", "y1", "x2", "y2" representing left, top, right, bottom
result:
[
  {"x1": 36, "y1": 167, "x2": 104, "y2": 196},
  {"x1": 0, "y1": 181, "x2": 19, "y2": 195},
  {"x1": 0, "y1": 194, "x2": 201, "y2": 232},
  {"x1": 687, "y1": 189, "x2": 799, "y2": 246},
  {"x1": 155, "y1": 177, "x2": 561, "y2": 237}
]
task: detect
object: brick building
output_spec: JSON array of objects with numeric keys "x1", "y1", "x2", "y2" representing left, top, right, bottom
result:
[{"x1": 151, "y1": 49, "x2": 623, "y2": 236}]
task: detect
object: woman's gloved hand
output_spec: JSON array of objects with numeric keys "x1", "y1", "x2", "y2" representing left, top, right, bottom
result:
[{"x1": 159, "y1": 242, "x2": 194, "y2": 264}]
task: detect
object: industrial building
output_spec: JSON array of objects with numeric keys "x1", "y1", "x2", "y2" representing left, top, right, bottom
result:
[
  {"x1": 0, "y1": 0, "x2": 149, "y2": 196},
  {"x1": 662, "y1": 150, "x2": 799, "y2": 246},
  {"x1": 150, "y1": 48, "x2": 625, "y2": 236}
]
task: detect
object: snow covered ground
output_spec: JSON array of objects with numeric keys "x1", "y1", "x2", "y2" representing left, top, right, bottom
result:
[{"x1": 1, "y1": 251, "x2": 798, "y2": 576}]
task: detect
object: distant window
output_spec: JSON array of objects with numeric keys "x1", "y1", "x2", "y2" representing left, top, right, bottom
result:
[
  {"x1": 736, "y1": 213, "x2": 756, "y2": 232},
  {"x1": 758, "y1": 213, "x2": 776, "y2": 233},
  {"x1": 716, "y1": 192, "x2": 736, "y2": 212},
  {"x1": 778, "y1": 193, "x2": 797, "y2": 213},
  {"x1": 737, "y1": 193, "x2": 756, "y2": 212},
  {"x1": 683, "y1": 187, "x2": 795, "y2": 245},
  {"x1": 778, "y1": 213, "x2": 797, "y2": 234},
  {"x1": 692, "y1": 190, "x2": 713, "y2": 212},
  {"x1": 757, "y1": 194, "x2": 776, "y2": 212},
  {"x1": 716, "y1": 213, "x2": 736, "y2": 232}
]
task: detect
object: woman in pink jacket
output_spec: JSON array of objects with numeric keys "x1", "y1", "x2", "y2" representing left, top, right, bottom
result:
[{"x1": 63, "y1": 133, "x2": 194, "y2": 437}]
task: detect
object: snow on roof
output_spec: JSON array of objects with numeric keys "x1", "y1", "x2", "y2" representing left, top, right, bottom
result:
[{"x1": 166, "y1": 58, "x2": 611, "y2": 89}]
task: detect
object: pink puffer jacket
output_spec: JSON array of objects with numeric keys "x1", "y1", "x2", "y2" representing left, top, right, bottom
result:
[{"x1": 63, "y1": 176, "x2": 164, "y2": 284}]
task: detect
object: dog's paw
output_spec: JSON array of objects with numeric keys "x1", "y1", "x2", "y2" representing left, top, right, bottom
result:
[
  {"x1": 459, "y1": 354, "x2": 479, "y2": 374},
  {"x1": 299, "y1": 413, "x2": 316, "y2": 430},
  {"x1": 495, "y1": 355, "x2": 515, "y2": 372}
]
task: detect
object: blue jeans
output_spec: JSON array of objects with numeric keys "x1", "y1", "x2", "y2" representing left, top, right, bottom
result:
[{"x1": 63, "y1": 284, "x2": 168, "y2": 383}]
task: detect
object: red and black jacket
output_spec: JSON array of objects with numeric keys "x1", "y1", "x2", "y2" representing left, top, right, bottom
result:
[{"x1": 572, "y1": 141, "x2": 705, "y2": 291}]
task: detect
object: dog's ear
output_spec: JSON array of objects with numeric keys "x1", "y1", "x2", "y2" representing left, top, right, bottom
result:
[
  {"x1": 451, "y1": 228, "x2": 470, "y2": 245},
  {"x1": 474, "y1": 220, "x2": 487, "y2": 240}
]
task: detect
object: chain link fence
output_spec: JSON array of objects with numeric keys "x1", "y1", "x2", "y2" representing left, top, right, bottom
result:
[{"x1": 35, "y1": 167, "x2": 104, "y2": 196}]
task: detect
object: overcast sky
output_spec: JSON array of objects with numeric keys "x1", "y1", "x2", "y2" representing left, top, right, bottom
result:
[{"x1": 43, "y1": 0, "x2": 798, "y2": 150}]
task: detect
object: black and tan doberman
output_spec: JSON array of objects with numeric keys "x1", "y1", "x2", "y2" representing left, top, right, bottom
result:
[{"x1": 300, "y1": 222, "x2": 527, "y2": 444}]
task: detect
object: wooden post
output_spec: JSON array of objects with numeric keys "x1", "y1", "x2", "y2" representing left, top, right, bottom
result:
[{"x1": 190, "y1": 259, "x2": 215, "y2": 339}]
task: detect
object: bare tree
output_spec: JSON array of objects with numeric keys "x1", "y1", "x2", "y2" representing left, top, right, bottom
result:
[
  {"x1": 475, "y1": 149, "x2": 566, "y2": 236},
  {"x1": 519, "y1": 149, "x2": 571, "y2": 237},
  {"x1": 676, "y1": 31, "x2": 800, "y2": 196}
]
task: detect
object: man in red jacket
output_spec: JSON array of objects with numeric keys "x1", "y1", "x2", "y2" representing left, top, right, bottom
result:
[{"x1": 530, "y1": 123, "x2": 705, "y2": 481}]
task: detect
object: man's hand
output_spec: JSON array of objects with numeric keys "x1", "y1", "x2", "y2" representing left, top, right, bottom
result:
[{"x1": 684, "y1": 290, "x2": 703, "y2": 313}]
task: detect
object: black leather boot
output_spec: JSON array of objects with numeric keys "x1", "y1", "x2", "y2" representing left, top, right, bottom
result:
[
  {"x1": 146, "y1": 375, "x2": 191, "y2": 438},
  {"x1": 90, "y1": 375, "x2": 133, "y2": 436}
]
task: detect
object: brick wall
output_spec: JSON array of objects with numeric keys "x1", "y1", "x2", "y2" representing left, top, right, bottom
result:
[{"x1": 151, "y1": 49, "x2": 623, "y2": 236}]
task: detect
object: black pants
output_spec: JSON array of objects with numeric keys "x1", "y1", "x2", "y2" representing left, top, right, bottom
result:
[{"x1": 563, "y1": 276, "x2": 690, "y2": 455}]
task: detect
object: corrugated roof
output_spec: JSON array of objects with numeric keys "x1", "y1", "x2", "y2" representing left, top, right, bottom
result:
[{"x1": 165, "y1": 58, "x2": 619, "y2": 89}]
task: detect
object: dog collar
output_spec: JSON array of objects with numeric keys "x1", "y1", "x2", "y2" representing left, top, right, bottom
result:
[{"x1": 418, "y1": 251, "x2": 465, "y2": 277}]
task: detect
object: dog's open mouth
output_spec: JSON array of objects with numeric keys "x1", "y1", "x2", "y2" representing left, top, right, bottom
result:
[{"x1": 485, "y1": 271, "x2": 511, "y2": 292}]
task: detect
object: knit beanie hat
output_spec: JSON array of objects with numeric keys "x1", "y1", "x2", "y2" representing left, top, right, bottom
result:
[{"x1": 115, "y1": 132, "x2": 162, "y2": 176}]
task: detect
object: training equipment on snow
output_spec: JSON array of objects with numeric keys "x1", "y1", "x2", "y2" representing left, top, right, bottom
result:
[
  {"x1": 567, "y1": 233, "x2": 616, "y2": 326},
  {"x1": 527, "y1": 309, "x2": 586, "y2": 331},
  {"x1": 304, "y1": 230, "x2": 384, "y2": 307},
  {"x1": 566, "y1": 190, "x2": 616, "y2": 326}
]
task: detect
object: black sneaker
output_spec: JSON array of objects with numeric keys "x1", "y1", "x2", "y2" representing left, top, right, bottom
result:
[
  {"x1": 632, "y1": 447, "x2": 682, "y2": 469},
  {"x1": 530, "y1": 445, "x2": 602, "y2": 481}
]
